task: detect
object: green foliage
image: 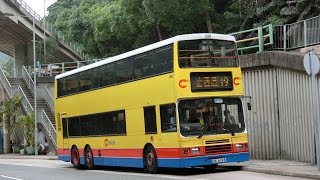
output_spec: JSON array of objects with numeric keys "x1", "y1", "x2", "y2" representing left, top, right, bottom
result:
[
  {"x1": 17, "y1": 114, "x2": 35, "y2": 147},
  {"x1": 46, "y1": 0, "x2": 320, "y2": 58},
  {"x1": 0, "y1": 95, "x2": 22, "y2": 144},
  {"x1": 0, "y1": 95, "x2": 22, "y2": 121},
  {"x1": 0, "y1": 59, "x2": 14, "y2": 77}
]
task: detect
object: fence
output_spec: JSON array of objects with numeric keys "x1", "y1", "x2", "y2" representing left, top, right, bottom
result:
[
  {"x1": 230, "y1": 24, "x2": 274, "y2": 54},
  {"x1": 273, "y1": 15, "x2": 320, "y2": 50}
]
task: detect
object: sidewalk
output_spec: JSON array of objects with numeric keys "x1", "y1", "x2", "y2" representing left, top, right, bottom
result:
[
  {"x1": 0, "y1": 153, "x2": 57, "y2": 160},
  {"x1": 233, "y1": 160, "x2": 320, "y2": 179},
  {"x1": 0, "y1": 154, "x2": 319, "y2": 179}
]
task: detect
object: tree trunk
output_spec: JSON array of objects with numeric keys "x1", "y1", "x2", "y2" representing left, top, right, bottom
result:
[
  {"x1": 205, "y1": 11, "x2": 213, "y2": 33},
  {"x1": 3, "y1": 113, "x2": 10, "y2": 153},
  {"x1": 156, "y1": 20, "x2": 162, "y2": 41}
]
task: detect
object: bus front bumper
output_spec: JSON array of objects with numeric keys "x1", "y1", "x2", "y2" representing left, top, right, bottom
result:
[{"x1": 158, "y1": 152, "x2": 250, "y2": 168}]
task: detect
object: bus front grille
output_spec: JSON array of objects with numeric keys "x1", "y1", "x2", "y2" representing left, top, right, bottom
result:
[
  {"x1": 205, "y1": 144, "x2": 232, "y2": 155},
  {"x1": 206, "y1": 139, "x2": 230, "y2": 144}
]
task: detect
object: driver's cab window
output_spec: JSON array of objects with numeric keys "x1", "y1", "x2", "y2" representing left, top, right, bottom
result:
[{"x1": 222, "y1": 104, "x2": 240, "y2": 127}]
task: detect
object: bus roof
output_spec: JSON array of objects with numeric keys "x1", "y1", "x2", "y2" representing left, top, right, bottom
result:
[{"x1": 55, "y1": 33, "x2": 236, "y2": 80}]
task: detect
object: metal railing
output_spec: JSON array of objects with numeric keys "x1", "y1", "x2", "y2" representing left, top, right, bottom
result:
[
  {"x1": 22, "y1": 66, "x2": 35, "y2": 96},
  {"x1": 43, "y1": 86, "x2": 54, "y2": 112},
  {"x1": 40, "y1": 109, "x2": 57, "y2": 149},
  {"x1": 10, "y1": 0, "x2": 85, "y2": 59},
  {"x1": 18, "y1": 86, "x2": 34, "y2": 114},
  {"x1": 230, "y1": 24, "x2": 274, "y2": 54},
  {"x1": 273, "y1": 15, "x2": 320, "y2": 50},
  {"x1": 0, "y1": 67, "x2": 15, "y2": 97},
  {"x1": 1, "y1": 67, "x2": 57, "y2": 150},
  {"x1": 27, "y1": 59, "x2": 102, "y2": 77}
]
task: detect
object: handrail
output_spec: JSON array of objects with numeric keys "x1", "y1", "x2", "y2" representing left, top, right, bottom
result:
[
  {"x1": 22, "y1": 66, "x2": 35, "y2": 96},
  {"x1": 0, "y1": 67, "x2": 13, "y2": 97},
  {"x1": 273, "y1": 15, "x2": 320, "y2": 50},
  {"x1": 229, "y1": 24, "x2": 274, "y2": 54},
  {"x1": 41, "y1": 109, "x2": 57, "y2": 149},
  {"x1": 43, "y1": 86, "x2": 54, "y2": 112},
  {"x1": 18, "y1": 86, "x2": 34, "y2": 114},
  {"x1": 27, "y1": 59, "x2": 102, "y2": 77}
]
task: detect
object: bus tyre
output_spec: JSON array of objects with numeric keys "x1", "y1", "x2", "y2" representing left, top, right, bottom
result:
[
  {"x1": 144, "y1": 145, "x2": 158, "y2": 174},
  {"x1": 85, "y1": 146, "x2": 94, "y2": 170},
  {"x1": 71, "y1": 146, "x2": 81, "y2": 169}
]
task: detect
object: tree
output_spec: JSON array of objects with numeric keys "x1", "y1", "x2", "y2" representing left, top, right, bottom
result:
[
  {"x1": 17, "y1": 114, "x2": 35, "y2": 147},
  {"x1": 0, "y1": 95, "x2": 22, "y2": 153}
]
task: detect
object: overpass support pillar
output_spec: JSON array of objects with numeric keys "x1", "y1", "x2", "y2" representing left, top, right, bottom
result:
[{"x1": 13, "y1": 44, "x2": 32, "y2": 78}]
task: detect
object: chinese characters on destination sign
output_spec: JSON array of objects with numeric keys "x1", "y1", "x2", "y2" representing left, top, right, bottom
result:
[{"x1": 191, "y1": 72, "x2": 233, "y2": 91}]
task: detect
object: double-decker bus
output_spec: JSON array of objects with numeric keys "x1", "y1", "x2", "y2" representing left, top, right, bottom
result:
[{"x1": 55, "y1": 33, "x2": 249, "y2": 173}]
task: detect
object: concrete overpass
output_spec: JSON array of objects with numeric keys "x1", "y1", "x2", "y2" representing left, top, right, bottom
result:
[{"x1": 0, "y1": 0, "x2": 85, "y2": 77}]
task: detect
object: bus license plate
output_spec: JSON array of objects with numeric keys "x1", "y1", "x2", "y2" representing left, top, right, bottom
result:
[{"x1": 212, "y1": 158, "x2": 226, "y2": 163}]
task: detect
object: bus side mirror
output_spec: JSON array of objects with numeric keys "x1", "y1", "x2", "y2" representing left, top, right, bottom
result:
[{"x1": 247, "y1": 102, "x2": 252, "y2": 111}]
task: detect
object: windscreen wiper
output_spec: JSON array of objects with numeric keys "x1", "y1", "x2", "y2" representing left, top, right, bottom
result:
[
  {"x1": 223, "y1": 128, "x2": 235, "y2": 136},
  {"x1": 197, "y1": 123, "x2": 209, "y2": 139}
]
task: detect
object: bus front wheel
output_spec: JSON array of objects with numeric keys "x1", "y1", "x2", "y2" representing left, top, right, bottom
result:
[
  {"x1": 71, "y1": 146, "x2": 81, "y2": 169},
  {"x1": 144, "y1": 145, "x2": 158, "y2": 173},
  {"x1": 84, "y1": 146, "x2": 94, "y2": 170}
]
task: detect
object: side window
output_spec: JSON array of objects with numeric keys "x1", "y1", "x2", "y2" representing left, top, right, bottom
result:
[
  {"x1": 144, "y1": 106, "x2": 157, "y2": 134},
  {"x1": 115, "y1": 59, "x2": 130, "y2": 83},
  {"x1": 154, "y1": 45, "x2": 173, "y2": 74},
  {"x1": 66, "y1": 75, "x2": 79, "y2": 95},
  {"x1": 100, "y1": 111, "x2": 127, "y2": 135},
  {"x1": 79, "y1": 70, "x2": 92, "y2": 92},
  {"x1": 57, "y1": 78, "x2": 66, "y2": 97},
  {"x1": 68, "y1": 117, "x2": 80, "y2": 136},
  {"x1": 160, "y1": 104, "x2": 177, "y2": 132},
  {"x1": 92, "y1": 67, "x2": 102, "y2": 89},
  {"x1": 117, "y1": 111, "x2": 126, "y2": 134},
  {"x1": 101, "y1": 63, "x2": 115, "y2": 87},
  {"x1": 133, "y1": 51, "x2": 154, "y2": 79}
]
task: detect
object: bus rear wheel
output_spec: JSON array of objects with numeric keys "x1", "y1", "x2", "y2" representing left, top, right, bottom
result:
[
  {"x1": 71, "y1": 146, "x2": 81, "y2": 169},
  {"x1": 144, "y1": 145, "x2": 158, "y2": 173},
  {"x1": 85, "y1": 146, "x2": 94, "y2": 170}
]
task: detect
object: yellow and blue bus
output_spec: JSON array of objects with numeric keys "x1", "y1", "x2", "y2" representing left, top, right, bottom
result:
[{"x1": 55, "y1": 33, "x2": 249, "y2": 173}]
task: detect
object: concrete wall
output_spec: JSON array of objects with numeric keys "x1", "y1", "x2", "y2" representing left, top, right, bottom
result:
[{"x1": 240, "y1": 51, "x2": 317, "y2": 163}]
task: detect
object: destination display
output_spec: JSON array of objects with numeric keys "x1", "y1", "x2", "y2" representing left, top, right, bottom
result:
[{"x1": 190, "y1": 72, "x2": 233, "y2": 91}]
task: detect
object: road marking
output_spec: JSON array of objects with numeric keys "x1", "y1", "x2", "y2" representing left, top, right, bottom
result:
[{"x1": 0, "y1": 175, "x2": 23, "y2": 180}]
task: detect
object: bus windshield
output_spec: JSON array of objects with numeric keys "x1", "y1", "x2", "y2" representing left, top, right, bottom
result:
[
  {"x1": 178, "y1": 97, "x2": 245, "y2": 137},
  {"x1": 178, "y1": 39, "x2": 238, "y2": 68}
]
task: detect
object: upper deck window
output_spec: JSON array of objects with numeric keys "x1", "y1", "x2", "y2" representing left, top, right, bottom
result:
[
  {"x1": 57, "y1": 45, "x2": 173, "y2": 97},
  {"x1": 178, "y1": 39, "x2": 238, "y2": 68}
]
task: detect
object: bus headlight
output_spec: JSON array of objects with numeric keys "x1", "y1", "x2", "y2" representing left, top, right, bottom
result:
[
  {"x1": 235, "y1": 144, "x2": 243, "y2": 151},
  {"x1": 191, "y1": 147, "x2": 200, "y2": 154}
]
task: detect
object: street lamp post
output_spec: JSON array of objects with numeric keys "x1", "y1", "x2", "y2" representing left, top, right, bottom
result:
[{"x1": 4, "y1": 13, "x2": 38, "y2": 155}]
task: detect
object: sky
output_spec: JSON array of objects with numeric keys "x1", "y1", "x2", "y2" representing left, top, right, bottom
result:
[{"x1": 24, "y1": 0, "x2": 57, "y2": 17}]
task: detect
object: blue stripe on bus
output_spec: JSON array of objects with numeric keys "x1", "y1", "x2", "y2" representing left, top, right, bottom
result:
[
  {"x1": 59, "y1": 152, "x2": 249, "y2": 168},
  {"x1": 161, "y1": 152, "x2": 250, "y2": 168},
  {"x1": 58, "y1": 155, "x2": 71, "y2": 162}
]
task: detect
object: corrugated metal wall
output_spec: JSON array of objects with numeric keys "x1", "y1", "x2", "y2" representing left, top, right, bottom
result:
[{"x1": 242, "y1": 67, "x2": 316, "y2": 163}]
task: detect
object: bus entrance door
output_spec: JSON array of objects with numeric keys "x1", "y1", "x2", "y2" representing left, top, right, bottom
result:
[{"x1": 61, "y1": 114, "x2": 69, "y2": 149}]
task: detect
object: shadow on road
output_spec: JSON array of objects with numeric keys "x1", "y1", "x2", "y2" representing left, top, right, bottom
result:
[{"x1": 78, "y1": 165, "x2": 243, "y2": 176}]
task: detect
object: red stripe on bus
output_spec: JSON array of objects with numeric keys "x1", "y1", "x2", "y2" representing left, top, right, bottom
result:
[
  {"x1": 156, "y1": 148, "x2": 181, "y2": 158},
  {"x1": 58, "y1": 148, "x2": 182, "y2": 158}
]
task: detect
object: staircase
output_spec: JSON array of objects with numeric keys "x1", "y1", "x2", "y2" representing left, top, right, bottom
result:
[
  {"x1": 8, "y1": 78, "x2": 55, "y2": 126},
  {"x1": 0, "y1": 68, "x2": 57, "y2": 152}
]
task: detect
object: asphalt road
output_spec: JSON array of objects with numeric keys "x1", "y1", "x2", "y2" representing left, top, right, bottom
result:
[{"x1": 0, "y1": 159, "x2": 311, "y2": 180}]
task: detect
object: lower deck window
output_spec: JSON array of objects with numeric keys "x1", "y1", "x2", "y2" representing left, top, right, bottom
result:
[{"x1": 65, "y1": 110, "x2": 126, "y2": 137}]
